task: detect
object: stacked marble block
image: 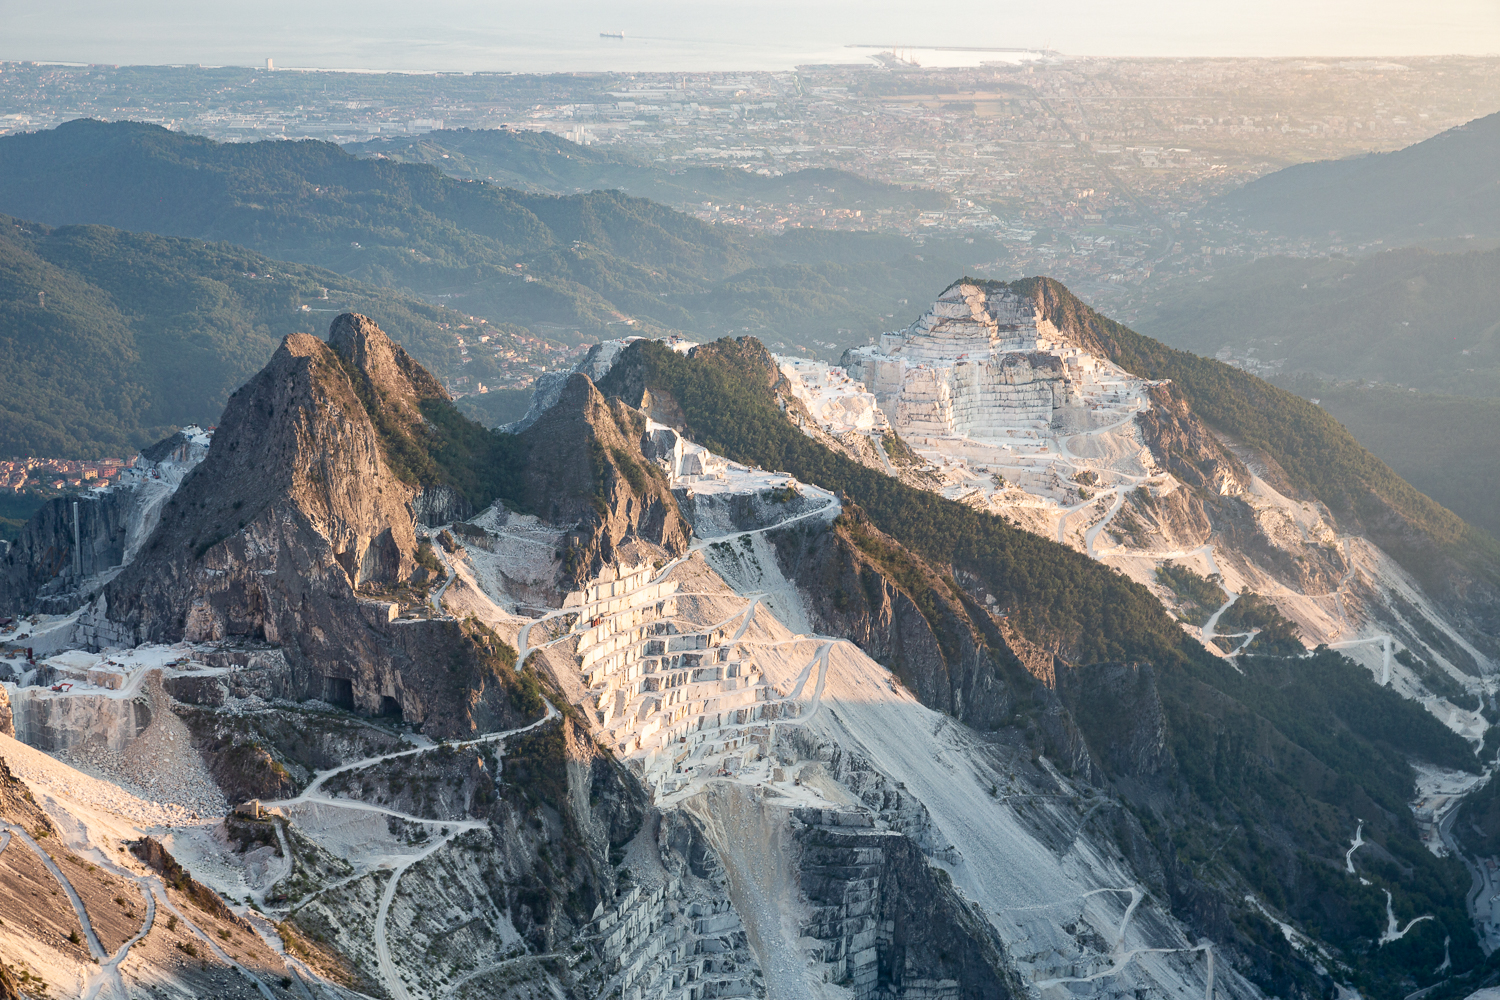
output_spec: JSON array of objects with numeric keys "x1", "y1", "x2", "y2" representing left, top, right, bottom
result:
[
  {"x1": 842, "y1": 283, "x2": 1117, "y2": 443},
  {"x1": 590, "y1": 880, "x2": 758, "y2": 1000},
  {"x1": 572, "y1": 563, "x2": 776, "y2": 777}
]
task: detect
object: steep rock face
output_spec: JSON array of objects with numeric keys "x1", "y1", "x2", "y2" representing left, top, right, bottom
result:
[
  {"x1": 515, "y1": 373, "x2": 690, "y2": 587},
  {"x1": 103, "y1": 328, "x2": 416, "y2": 620},
  {"x1": 1137, "y1": 384, "x2": 1248, "y2": 497},
  {"x1": 764, "y1": 504, "x2": 1105, "y2": 781},
  {"x1": 1055, "y1": 661, "x2": 1174, "y2": 782},
  {"x1": 107, "y1": 327, "x2": 418, "y2": 622},
  {"x1": 0, "y1": 493, "x2": 132, "y2": 614},
  {"x1": 767, "y1": 507, "x2": 1011, "y2": 727},
  {"x1": 794, "y1": 808, "x2": 1022, "y2": 1000},
  {"x1": 97, "y1": 319, "x2": 534, "y2": 736},
  {"x1": 0, "y1": 428, "x2": 212, "y2": 617}
]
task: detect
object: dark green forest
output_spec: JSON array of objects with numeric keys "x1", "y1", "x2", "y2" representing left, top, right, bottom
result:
[
  {"x1": 1274, "y1": 377, "x2": 1500, "y2": 538},
  {"x1": 0, "y1": 216, "x2": 480, "y2": 457},
  {"x1": 1133, "y1": 246, "x2": 1500, "y2": 398}
]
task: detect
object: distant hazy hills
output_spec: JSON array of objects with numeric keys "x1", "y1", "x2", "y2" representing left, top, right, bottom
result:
[
  {"x1": 0, "y1": 216, "x2": 467, "y2": 457},
  {"x1": 0, "y1": 119, "x2": 972, "y2": 350},
  {"x1": 351, "y1": 127, "x2": 947, "y2": 211},
  {"x1": 1134, "y1": 245, "x2": 1500, "y2": 397},
  {"x1": 1219, "y1": 110, "x2": 1500, "y2": 243},
  {"x1": 1273, "y1": 378, "x2": 1500, "y2": 539},
  {"x1": 1133, "y1": 244, "x2": 1500, "y2": 539}
]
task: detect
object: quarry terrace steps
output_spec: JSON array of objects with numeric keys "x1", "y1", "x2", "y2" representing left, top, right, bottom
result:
[
  {"x1": 587, "y1": 880, "x2": 755, "y2": 999},
  {"x1": 563, "y1": 561, "x2": 807, "y2": 795}
]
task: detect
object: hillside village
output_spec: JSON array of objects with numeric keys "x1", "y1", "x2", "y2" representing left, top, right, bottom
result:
[{"x1": 1, "y1": 455, "x2": 136, "y2": 492}]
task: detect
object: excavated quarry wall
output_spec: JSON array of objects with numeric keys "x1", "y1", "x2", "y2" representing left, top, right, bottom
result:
[
  {"x1": 793, "y1": 807, "x2": 1019, "y2": 1000},
  {"x1": 411, "y1": 484, "x2": 473, "y2": 527},
  {"x1": 589, "y1": 811, "x2": 762, "y2": 1000},
  {"x1": 6, "y1": 685, "x2": 150, "y2": 752},
  {"x1": 849, "y1": 350, "x2": 1090, "y2": 445},
  {"x1": 671, "y1": 485, "x2": 829, "y2": 540},
  {"x1": 0, "y1": 488, "x2": 139, "y2": 615}
]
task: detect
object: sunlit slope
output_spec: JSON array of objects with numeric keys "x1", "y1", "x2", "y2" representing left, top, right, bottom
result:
[{"x1": 0, "y1": 216, "x2": 465, "y2": 456}]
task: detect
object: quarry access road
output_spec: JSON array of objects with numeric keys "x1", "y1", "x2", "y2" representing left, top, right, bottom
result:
[
  {"x1": 1083, "y1": 488, "x2": 1127, "y2": 558},
  {"x1": 80, "y1": 825, "x2": 279, "y2": 1000},
  {"x1": 1329, "y1": 635, "x2": 1394, "y2": 685},
  {"x1": 438, "y1": 951, "x2": 565, "y2": 996},
  {"x1": 0, "y1": 819, "x2": 151, "y2": 1000},
  {"x1": 0, "y1": 821, "x2": 108, "y2": 961},
  {"x1": 374, "y1": 832, "x2": 473, "y2": 1000},
  {"x1": 515, "y1": 494, "x2": 840, "y2": 667},
  {"x1": 262, "y1": 699, "x2": 558, "y2": 809},
  {"x1": 257, "y1": 699, "x2": 561, "y2": 1000},
  {"x1": 81, "y1": 881, "x2": 156, "y2": 1000},
  {"x1": 1021, "y1": 883, "x2": 1213, "y2": 1000}
]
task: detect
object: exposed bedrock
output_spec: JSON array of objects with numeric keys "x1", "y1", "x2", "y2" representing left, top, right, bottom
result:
[
  {"x1": 0, "y1": 429, "x2": 211, "y2": 617},
  {"x1": 85, "y1": 320, "x2": 539, "y2": 736},
  {"x1": 1, "y1": 488, "x2": 139, "y2": 615},
  {"x1": 1136, "y1": 385, "x2": 1247, "y2": 497},
  {"x1": 515, "y1": 374, "x2": 690, "y2": 587},
  {"x1": 765, "y1": 505, "x2": 1108, "y2": 784},
  {"x1": 6, "y1": 685, "x2": 150, "y2": 753},
  {"x1": 793, "y1": 807, "x2": 1022, "y2": 1000},
  {"x1": 670, "y1": 480, "x2": 828, "y2": 539},
  {"x1": 412, "y1": 483, "x2": 473, "y2": 527}
]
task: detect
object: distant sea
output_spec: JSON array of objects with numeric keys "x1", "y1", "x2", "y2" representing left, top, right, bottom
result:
[{"x1": 5, "y1": 0, "x2": 1499, "y2": 72}]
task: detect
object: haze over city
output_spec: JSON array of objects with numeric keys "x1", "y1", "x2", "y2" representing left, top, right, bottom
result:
[
  {"x1": 4, "y1": 0, "x2": 1499, "y2": 70},
  {"x1": 4, "y1": 3, "x2": 1500, "y2": 1000}
]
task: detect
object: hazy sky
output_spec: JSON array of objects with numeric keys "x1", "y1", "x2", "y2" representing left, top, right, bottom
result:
[{"x1": 3, "y1": 0, "x2": 1498, "y2": 71}]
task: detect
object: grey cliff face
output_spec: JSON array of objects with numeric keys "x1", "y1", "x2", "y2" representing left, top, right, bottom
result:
[
  {"x1": 92, "y1": 320, "x2": 532, "y2": 736},
  {"x1": 516, "y1": 373, "x2": 690, "y2": 587}
]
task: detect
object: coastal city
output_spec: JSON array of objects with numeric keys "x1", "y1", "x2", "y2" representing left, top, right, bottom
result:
[
  {"x1": 2, "y1": 53, "x2": 1498, "y2": 511},
  {"x1": 4, "y1": 55, "x2": 1499, "y2": 293}
]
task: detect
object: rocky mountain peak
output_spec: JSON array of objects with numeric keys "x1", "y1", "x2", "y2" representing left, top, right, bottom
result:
[
  {"x1": 100, "y1": 324, "x2": 424, "y2": 643},
  {"x1": 517, "y1": 372, "x2": 690, "y2": 584},
  {"x1": 326, "y1": 311, "x2": 448, "y2": 432}
]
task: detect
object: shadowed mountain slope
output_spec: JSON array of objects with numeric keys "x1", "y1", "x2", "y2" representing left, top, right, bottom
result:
[
  {"x1": 0, "y1": 119, "x2": 972, "y2": 349},
  {"x1": 1218, "y1": 110, "x2": 1500, "y2": 243}
]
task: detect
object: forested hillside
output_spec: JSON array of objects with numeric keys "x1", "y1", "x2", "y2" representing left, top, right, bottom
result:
[
  {"x1": 0, "y1": 216, "x2": 483, "y2": 456},
  {"x1": 1274, "y1": 377, "x2": 1500, "y2": 538},
  {"x1": 0, "y1": 119, "x2": 973, "y2": 351},
  {"x1": 1133, "y1": 245, "x2": 1500, "y2": 398},
  {"x1": 1217, "y1": 109, "x2": 1500, "y2": 243},
  {"x1": 352, "y1": 127, "x2": 946, "y2": 210},
  {"x1": 598, "y1": 334, "x2": 1483, "y2": 998}
]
